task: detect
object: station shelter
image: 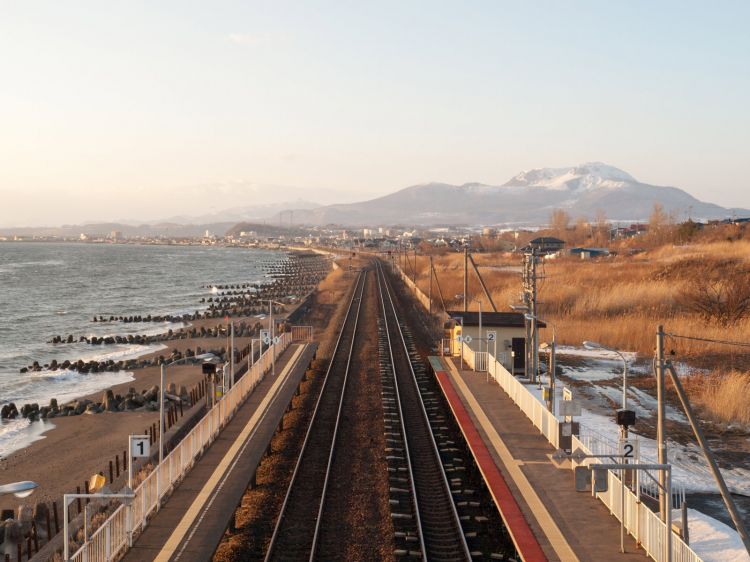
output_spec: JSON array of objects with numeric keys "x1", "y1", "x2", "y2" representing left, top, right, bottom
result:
[{"x1": 443, "y1": 311, "x2": 544, "y2": 375}]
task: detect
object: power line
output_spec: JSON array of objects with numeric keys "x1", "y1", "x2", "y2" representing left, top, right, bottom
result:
[{"x1": 666, "y1": 332, "x2": 750, "y2": 349}]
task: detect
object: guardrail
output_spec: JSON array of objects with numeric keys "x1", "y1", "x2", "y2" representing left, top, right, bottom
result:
[{"x1": 69, "y1": 332, "x2": 293, "y2": 562}]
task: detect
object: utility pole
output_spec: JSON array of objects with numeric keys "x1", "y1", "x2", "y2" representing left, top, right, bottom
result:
[
  {"x1": 522, "y1": 252, "x2": 530, "y2": 379},
  {"x1": 413, "y1": 247, "x2": 417, "y2": 286},
  {"x1": 523, "y1": 249, "x2": 539, "y2": 383},
  {"x1": 463, "y1": 247, "x2": 468, "y2": 313},
  {"x1": 656, "y1": 325, "x2": 667, "y2": 522},
  {"x1": 429, "y1": 255, "x2": 433, "y2": 317}
]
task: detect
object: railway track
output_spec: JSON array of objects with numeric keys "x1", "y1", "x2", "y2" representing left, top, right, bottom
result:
[
  {"x1": 375, "y1": 261, "x2": 472, "y2": 562},
  {"x1": 264, "y1": 269, "x2": 367, "y2": 562}
]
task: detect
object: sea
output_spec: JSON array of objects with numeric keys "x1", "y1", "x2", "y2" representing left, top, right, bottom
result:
[{"x1": 0, "y1": 242, "x2": 284, "y2": 457}]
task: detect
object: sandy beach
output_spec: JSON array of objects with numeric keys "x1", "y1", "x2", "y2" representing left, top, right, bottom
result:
[
  {"x1": 0, "y1": 251, "x2": 336, "y2": 515},
  {"x1": 0, "y1": 313, "x2": 270, "y2": 512}
]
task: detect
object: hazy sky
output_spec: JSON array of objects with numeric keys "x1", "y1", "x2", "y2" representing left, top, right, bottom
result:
[{"x1": 1, "y1": 1, "x2": 749, "y2": 226}]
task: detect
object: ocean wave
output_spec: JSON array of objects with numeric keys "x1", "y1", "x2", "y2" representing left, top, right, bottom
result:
[
  {"x1": 0, "y1": 418, "x2": 55, "y2": 459},
  {"x1": 75, "y1": 343, "x2": 166, "y2": 364},
  {"x1": 1, "y1": 369, "x2": 136, "y2": 410}
]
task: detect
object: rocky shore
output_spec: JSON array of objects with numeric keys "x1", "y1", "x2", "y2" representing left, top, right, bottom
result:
[{"x1": 0, "y1": 249, "x2": 334, "y2": 560}]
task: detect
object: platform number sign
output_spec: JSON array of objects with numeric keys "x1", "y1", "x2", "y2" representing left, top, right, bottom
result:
[
  {"x1": 487, "y1": 331, "x2": 496, "y2": 342},
  {"x1": 619, "y1": 439, "x2": 638, "y2": 460},
  {"x1": 261, "y1": 329, "x2": 271, "y2": 345},
  {"x1": 130, "y1": 435, "x2": 150, "y2": 458}
]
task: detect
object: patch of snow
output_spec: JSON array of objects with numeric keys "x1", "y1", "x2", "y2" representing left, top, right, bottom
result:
[
  {"x1": 555, "y1": 345, "x2": 637, "y2": 363},
  {"x1": 577, "y1": 409, "x2": 750, "y2": 496},
  {"x1": 677, "y1": 508, "x2": 750, "y2": 562},
  {"x1": 559, "y1": 364, "x2": 619, "y2": 382}
]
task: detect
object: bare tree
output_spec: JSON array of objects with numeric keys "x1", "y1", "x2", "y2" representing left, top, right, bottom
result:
[
  {"x1": 680, "y1": 268, "x2": 750, "y2": 326},
  {"x1": 550, "y1": 209, "x2": 570, "y2": 239}
]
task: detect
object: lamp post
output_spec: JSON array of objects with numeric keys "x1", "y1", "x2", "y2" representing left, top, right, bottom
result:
[
  {"x1": 583, "y1": 340, "x2": 632, "y2": 555},
  {"x1": 583, "y1": 341, "x2": 629, "y2": 439}
]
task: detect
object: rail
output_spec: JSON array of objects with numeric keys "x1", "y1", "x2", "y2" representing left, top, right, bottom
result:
[
  {"x1": 377, "y1": 261, "x2": 471, "y2": 561},
  {"x1": 265, "y1": 270, "x2": 366, "y2": 561},
  {"x1": 69, "y1": 331, "x2": 293, "y2": 562}
]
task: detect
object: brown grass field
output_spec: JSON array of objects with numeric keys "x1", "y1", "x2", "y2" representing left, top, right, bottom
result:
[{"x1": 400, "y1": 229, "x2": 750, "y2": 426}]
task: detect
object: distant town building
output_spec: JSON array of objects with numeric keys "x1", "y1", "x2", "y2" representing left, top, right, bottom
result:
[
  {"x1": 110, "y1": 230, "x2": 122, "y2": 240},
  {"x1": 525, "y1": 237, "x2": 565, "y2": 255}
]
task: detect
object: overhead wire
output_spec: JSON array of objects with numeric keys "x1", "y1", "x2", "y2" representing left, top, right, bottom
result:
[{"x1": 666, "y1": 332, "x2": 750, "y2": 349}]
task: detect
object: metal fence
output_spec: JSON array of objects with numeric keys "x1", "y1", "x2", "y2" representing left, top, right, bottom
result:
[
  {"x1": 69, "y1": 332, "x2": 293, "y2": 562},
  {"x1": 291, "y1": 325, "x2": 314, "y2": 343}
]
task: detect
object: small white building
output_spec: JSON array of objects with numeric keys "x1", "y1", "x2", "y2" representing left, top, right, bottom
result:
[{"x1": 444, "y1": 311, "x2": 544, "y2": 375}]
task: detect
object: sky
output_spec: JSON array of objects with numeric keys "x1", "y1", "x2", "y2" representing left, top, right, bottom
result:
[{"x1": 1, "y1": 1, "x2": 749, "y2": 227}]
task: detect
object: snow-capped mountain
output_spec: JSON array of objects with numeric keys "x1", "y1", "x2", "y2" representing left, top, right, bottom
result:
[
  {"x1": 504, "y1": 162, "x2": 636, "y2": 190},
  {"x1": 275, "y1": 163, "x2": 748, "y2": 227}
]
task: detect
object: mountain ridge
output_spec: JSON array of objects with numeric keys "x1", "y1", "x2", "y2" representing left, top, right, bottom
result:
[{"x1": 274, "y1": 163, "x2": 749, "y2": 227}]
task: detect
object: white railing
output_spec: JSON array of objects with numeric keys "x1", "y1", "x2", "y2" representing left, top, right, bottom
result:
[
  {"x1": 576, "y1": 425, "x2": 685, "y2": 509},
  {"x1": 572, "y1": 434, "x2": 701, "y2": 562},
  {"x1": 479, "y1": 348, "x2": 560, "y2": 449},
  {"x1": 462, "y1": 341, "x2": 476, "y2": 370},
  {"x1": 69, "y1": 332, "x2": 293, "y2": 562},
  {"x1": 478, "y1": 344, "x2": 699, "y2": 561}
]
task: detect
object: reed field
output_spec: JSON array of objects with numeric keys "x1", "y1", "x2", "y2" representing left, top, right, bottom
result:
[{"x1": 401, "y1": 230, "x2": 750, "y2": 425}]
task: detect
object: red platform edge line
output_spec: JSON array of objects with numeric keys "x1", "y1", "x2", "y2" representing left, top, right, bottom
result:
[{"x1": 433, "y1": 365, "x2": 548, "y2": 562}]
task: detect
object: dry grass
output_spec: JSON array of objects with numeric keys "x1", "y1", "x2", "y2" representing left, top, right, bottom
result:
[
  {"x1": 409, "y1": 240, "x2": 750, "y2": 425},
  {"x1": 687, "y1": 371, "x2": 750, "y2": 427}
]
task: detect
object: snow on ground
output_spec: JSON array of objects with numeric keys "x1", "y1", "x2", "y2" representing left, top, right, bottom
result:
[
  {"x1": 574, "y1": 407, "x2": 750, "y2": 496},
  {"x1": 677, "y1": 508, "x2": 750, "y2": 562},
  {"x1": 555, "y1": 345, "x2": 637, "y2": 363},
  {"x1": 520, "y1": 346, "x2": 750, "y2": 559}
]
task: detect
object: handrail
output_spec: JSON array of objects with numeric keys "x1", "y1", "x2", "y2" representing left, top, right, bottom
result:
[{"x1": 69, "y1": 331, "x2": 293, "y2": 562}]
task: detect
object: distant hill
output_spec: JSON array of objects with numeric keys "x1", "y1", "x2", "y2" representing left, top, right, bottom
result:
[
  {"x1": 276, "y1": 163, "x2": 749, "y2": 226},
  {"x1": 159, "y1": 199, "x2": 321, "y2": 225},
  {"x1": 0, "y1": 222, "x2": 238, "y2": 238}
]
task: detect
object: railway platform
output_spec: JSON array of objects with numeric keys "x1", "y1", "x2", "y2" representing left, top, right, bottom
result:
[
  {"x1": 430, "y1": 355, "x2": 643, "y2": 562},
  {"x1": 122, "y1": 342, "x2": 318, "y2": 562}
]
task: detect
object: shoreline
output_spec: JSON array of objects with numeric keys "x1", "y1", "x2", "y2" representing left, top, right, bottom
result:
[{"x1": 0, "y1": 248, "x2": 332, "y2": 514}]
